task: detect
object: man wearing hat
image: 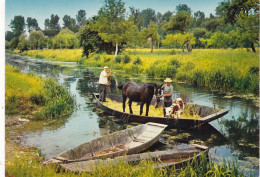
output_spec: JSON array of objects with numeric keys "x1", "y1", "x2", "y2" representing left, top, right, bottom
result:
[
  {"x1": 160, "y1": 78, "x2": 173, "y2": 116},
  {"x1": 98, "y1": 66, "x2": 112, "y2": 102}
]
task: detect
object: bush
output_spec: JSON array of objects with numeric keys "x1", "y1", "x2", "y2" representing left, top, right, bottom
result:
[
  {"x1": 133, "y1": 57, "x2": 142, "y2": 65},
  {"x1": 122, "y1": 55, "x2": 131, "y2": 64},
  {"x1": 170, "y1": 59, "x2": 180, "y2": 68},
  {"x1": 104, "y1": 57, "x2": 111, "y2": 63},
  {"x1": 115, "y1": 56, "x2": 122, "y2": 63},
  {"x1": 30, "y1": 94, "x2": 45, "y2": 106},
  {"x1": 146, "y1": 62, "x2": 178, "y2": 79},
  {"x1": 94, "y1": 55, "x2": 101, "y2": 61},
  {"x1": 184, "y1": 62, "x2": 195, "y2": 71},
  {"x1": 43, "y1": 78, "x2": 75, "y2": 118},
  {"x1": 248, "y1": 66, "x2": 259, "y2": 75}
]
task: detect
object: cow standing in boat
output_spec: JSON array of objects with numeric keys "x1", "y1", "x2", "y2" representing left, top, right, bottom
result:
[
  {"x1": 165, "y1": 98, "x2": 184, "y2": 118},
  {"x1": 118, "y1": 82, "x2": 162, "y2": 116}
]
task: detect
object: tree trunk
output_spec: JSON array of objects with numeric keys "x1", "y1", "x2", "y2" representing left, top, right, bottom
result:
[
  {"x1": 181, "y1": 44, "x2": 184, "y2": 56},
  {"x1": 187, "y1": 42, "x2": 192, "y2": 52},
  {"x1": 251, "y1": 42, "x2": 256, "y2": 52},
  {"x1": 151, "y1": 38, "x2": 154, "y2": 53},
  {"x1": 111, "y1": 42, "x2": 118, "y2": 70}
]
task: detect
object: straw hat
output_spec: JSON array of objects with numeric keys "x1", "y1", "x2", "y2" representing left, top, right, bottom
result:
[
  {"x1": 104, "y1": 66, "x2": 108, "y2": 69},
  {"x1": 164, "y1": 78, "x2": 172, "y2": 82}
]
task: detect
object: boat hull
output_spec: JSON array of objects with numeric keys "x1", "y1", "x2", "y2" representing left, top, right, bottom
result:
[
  {"x1": 44, "y1": 122, "x2": 167, "y2": 165},
  {"x1": 93, "y1": 93, "x2": 229, "y2": 130},
  {"x1": 60, "y1": 144, "x2": 209, "y2": 172}
]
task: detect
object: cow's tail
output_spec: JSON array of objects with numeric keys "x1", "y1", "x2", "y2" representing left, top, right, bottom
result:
[{"x1": 117, "y1": 84, "x2": 124, "y2": 90}]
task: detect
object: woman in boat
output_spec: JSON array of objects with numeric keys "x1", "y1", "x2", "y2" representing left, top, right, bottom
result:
[
  {"x1": 98, "y1": 66, "x2": 112, "y2": 102},
  {"x1": 160, "y1": 78, "x2": 173, "y2": 116}
]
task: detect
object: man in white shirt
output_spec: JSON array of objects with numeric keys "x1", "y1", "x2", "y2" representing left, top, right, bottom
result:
[{"x1": 99, "y1": 66, "x2": 112, "y2": 102}]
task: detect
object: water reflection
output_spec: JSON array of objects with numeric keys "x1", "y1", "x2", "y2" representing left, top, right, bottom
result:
[
  {"x1": 220, "y1": 110, "x2": 259, "y2": 157},
  {"x1": 5, "y1": 53, "x2": 259, "y2": 175}
]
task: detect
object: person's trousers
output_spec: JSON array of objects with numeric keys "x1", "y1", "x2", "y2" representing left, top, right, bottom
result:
[
  {"x1": 99, "y1": 84, "x2": 108, "y2": 101},
  {"x1": 163, "y1": 101, "x2": 172, "y2": 117}
]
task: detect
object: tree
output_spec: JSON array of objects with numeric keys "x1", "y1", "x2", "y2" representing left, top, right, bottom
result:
[
  {"x1": 141, "y1": 21, "x2": 160, "y2": 53},
  {"x1": 205, "y1": 18, "x2": 220, "y2": 32},
  {"x1": 193, "y1": 28, "x2": 207, "y2": 48},
  {"x1": 129, "y1": 7, "x2": 143, "y2": 29},
  {"x1": 237, "y1": 13, "x2": 259, "y2": 51},
  {"x1": 54, "y1": 29, "x2": 77, "y2": 49},
  {"x1": 216, "y1": 0, "x2": 259, "y2": 52},
  {"x1": 5, "y1": 31, "x2": 15, "y2": 42},
  {"x1": 26, "y1": 17, "x2": 40, "y2": 33},
  {"x1": 78, "y1": 22, "x2": 117, "y2": 57},
  {"x1": 140, "y1": 8, "x2": 157, "y2": 27},
  {"x1": 126, "y1": 23, "x2": 142, "y2": 51},
  {"x1": 17, "y1": 33, "x2": 28, "y2": 52},
  {"x1": 176, "y1": 4, "x2": 191, "y2": 14},
  {"x1": 9, "y1": 15, "x2": 25, "y2": 37},
  {"x1": 9, "y1": 37, "x2": 19, "y2": 49},
  {"x1": 193, "y1": 11, "x2": 205, "y2": 27},
  {"x1": 5, "y1": 40, "x2": 10, "y2": 49},
  {"x1": 163, "y1": 33, "x2": 195, "y2": 55},
  {"x1": 76, "y1": 10, "x2": 87, "y2": 27},
  {"x1": 207, "y1": 31, "x2": 229, "y2": 48},
  {"x1": 162, "y1": 11, "x2": 173, "y2": 22},
  {"x1": 29, "y1": 30, "x2": 44, "y2": 49},
  {"x1": 44, "y1": 14, "x2": 61, "y2": 37},
  {"x1": 163, "y1": 11, "x2": 192, "y2": 33},
  {"x1": 63, "y1": 15, "x2": 78, "y2": 32},
  {"x1": 96, "y1": 0, "x2": 128, "y2": 62}
]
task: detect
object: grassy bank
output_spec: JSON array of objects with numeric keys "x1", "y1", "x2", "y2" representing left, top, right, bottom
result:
[
  {"x1": 11, "y1": 48, "x2": 259, "y2": 94},
  {"x1": 5, "y1": 65, "x2": 75, "y2": 120},
  {"x1": 6, "y1": 139, "x2": 248, "y2": 177}
]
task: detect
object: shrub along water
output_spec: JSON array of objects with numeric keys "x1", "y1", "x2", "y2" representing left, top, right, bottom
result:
[
  {"x1": 11, "y1": 48, "x2": 259, "y2": 94},
  {"x1": 5, "y1": 65, "x2": 75, "y2": 120}
]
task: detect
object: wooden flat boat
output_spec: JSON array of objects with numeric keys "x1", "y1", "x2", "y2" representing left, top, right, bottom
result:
[
  {"x1": 60, "y1": 144, "x2": 208, "y2": 172},
  {"x1": 44, "y1": 122, "x2": 167, "y2": 165},
  {"x1": 92, "y1": 93, "x2": 229, "y2": 130}
]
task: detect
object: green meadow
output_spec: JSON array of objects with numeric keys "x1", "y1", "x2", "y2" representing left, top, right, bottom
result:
[{"x1": 12, "y1": 48, "x2": 259, "y2": 94}]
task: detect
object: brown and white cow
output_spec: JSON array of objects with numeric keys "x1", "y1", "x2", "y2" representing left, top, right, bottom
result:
[{"x1": 165, "y1": 98, "x2": 184, "y2": 118}]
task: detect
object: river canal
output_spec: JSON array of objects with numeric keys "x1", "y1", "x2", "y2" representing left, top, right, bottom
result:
[{"x1": 5, "y1": 53, "x2": 259, "y2": 176}]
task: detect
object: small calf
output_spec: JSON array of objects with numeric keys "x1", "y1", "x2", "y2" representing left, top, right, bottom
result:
[{"x1": 165, "y1": 98, "x2": 184, "y2": 118}]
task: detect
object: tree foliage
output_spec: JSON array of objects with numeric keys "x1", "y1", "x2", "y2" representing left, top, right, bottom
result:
[
  {"x1": 140, "y1": 8, "x2": 157, "y2": 27},
  {"x1": 54, "y1": 29, "x2": 77, "y2": 49},
  {"x1": 44, "y1": 14, "x2": 61, "y2": 37},
  {"x1": 9, "y1": 15, "x2": 25, "y2": 37},
  {"x1": 141, "y1": 21, "x2": 160, "y2": 52},
  {"x1": 164, "y1": 11, "x2": 192, "y2": 33},
  {"x1": 63, "y1": 15, "x2": 78, "y2": 32},
  {"x1": 27, "y1": 17, "x2": 40, "y2": 33},
  {"x1": 176, "y1": 4, "x2": 191, "y2": 14},
  {"x1": 76, "y1": 9, "x2": 86, "y2": 27},
  {"x1": 17, "y1": 33, "x2": 28, "y2": 52},
  {"x1": 29, "y1": 30, "x2": 44, "y2": 49},
  {"x1": 163, "y1": 33, "x2": 195, "y2": 54}
]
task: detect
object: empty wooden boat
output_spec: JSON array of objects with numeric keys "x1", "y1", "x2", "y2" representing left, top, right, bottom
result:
[
  {"x1": 92, "y1": 93, "x2": 229, "y2": 130},
  {"x1": 60, "y1": 144, "x2": 208, "y2": 172},
  {"x1": 44, "y1": 122, "x2": 167, "y2": 165}
]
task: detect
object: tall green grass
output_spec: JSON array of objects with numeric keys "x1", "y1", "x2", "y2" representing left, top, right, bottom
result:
[
  {"x1": 5, "y1": 65, "x2": 75, "y2": 120},
  {"x1": 6, "y1": 151, "x2": 250, "y2": 177}
]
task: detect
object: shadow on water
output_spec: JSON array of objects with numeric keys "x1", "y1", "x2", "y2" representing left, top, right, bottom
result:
[{"x1": 5, "y1": 53, "x2": 259, "y2": 176}]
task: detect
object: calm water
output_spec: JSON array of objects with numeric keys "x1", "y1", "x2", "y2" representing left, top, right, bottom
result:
[{"x1": 6, "y1": 53, "x2": 259, "y2": 176}]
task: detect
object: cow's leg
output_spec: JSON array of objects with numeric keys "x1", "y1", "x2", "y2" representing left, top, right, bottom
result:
[
  {"x1": 129, "y1": 100, "x2": 133, "y2": 114},
  {"x1": 140, "y1": 102, "x2": 144, "y2": 115},
  {"x1": 123, "y1": 96, "x2": 127, "y2": 112}
]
